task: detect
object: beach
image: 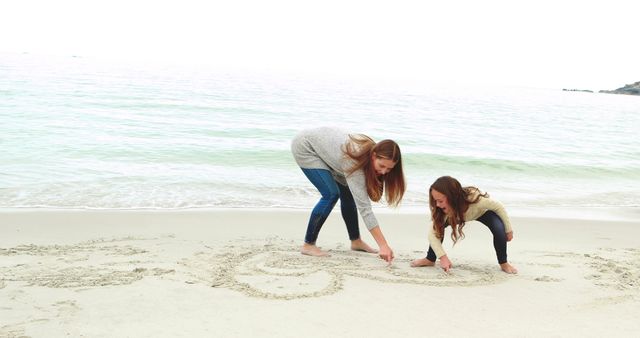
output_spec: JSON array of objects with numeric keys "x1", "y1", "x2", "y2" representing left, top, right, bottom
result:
[
  {"x1": 1, "y1": 208, "x2": 638, "y2": 337},
  {"x1": 3, "y1": 2, "x2": 640, "y2": 337}
]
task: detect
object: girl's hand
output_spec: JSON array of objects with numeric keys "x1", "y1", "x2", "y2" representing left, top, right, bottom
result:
[
  {"x1": 506, "y1": 231, "x2": 514, "y2": 242},
  {"x1": 439, "y1": 255, "x2": 452, "y2": 273}
]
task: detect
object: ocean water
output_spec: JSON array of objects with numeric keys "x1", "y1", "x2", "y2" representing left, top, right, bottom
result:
[{"x1": 1, "y1": 53, "x2": 639, "y2": 211}]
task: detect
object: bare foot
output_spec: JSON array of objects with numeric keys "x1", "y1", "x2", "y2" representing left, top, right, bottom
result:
[
  {"x1": 301, "y1": 243, "x2": 329, "y2": 257},
  {"x1": 350, "y1": 239, "x2": 378, "y2": 253},
  {"x1": 500, "y1": 262, "x2": 518, "y2": 274},
  {"x1": 410, "y1": 258, "x2": 436, "y2": 267}
]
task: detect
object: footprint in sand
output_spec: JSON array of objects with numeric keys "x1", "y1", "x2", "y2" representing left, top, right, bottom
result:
[
  {"x1": 0, "y1": 325, "x2": 27, "y2": 338},
  {"x1": 533, "y1": 275, "x2": 563, "y2": 282},
  {"x1": 583, "y1": 248, "x2": 639, "y2": 291},
  {"x1": 527, "y1": 249, "x2": 640, "y2": 293}
]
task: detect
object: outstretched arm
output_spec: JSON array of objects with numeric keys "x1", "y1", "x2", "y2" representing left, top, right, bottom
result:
[
  {"x1": 369, "y1": 226, "x2": 394, "y2": 263},
  {"x1": 427, "y1": 226, "x2": 447, "y2": 259},
  {"x1": 427, "y1": 226, "x2": 453, "y2": 272}
]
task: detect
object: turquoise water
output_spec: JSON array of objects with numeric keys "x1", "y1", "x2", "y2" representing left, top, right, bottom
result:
[{"x1": 1, "y1": 53, "x2": 639, "y2": 209}]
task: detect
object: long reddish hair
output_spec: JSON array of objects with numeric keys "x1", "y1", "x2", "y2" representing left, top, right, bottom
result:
[
  {"x1": 343, "y1": 134, "x2": 405, "y2": 206},
  {"x1": 429, "y1": 176, "x2": 487, "y2": 244}
]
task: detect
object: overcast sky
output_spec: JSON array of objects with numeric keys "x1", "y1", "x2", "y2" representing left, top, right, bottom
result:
[{"x1": 1, "y1": 0, "x2": 638, "y2": 89}]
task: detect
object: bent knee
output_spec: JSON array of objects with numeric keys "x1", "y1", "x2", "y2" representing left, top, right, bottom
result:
[{"x1": 321, "y1": 191, "x2": 340, "y2": 202}]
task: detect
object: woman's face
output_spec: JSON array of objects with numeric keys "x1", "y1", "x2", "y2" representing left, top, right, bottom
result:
[
  {"x1": 431, "y1": 189, "x2": 450, "y2": 213},
  {"x1": 372, "y1": 156, "x2": 396, "y2": 176}
]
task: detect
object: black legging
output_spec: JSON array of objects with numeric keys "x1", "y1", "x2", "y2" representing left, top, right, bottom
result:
[{"x1": 425, "y1": 210, "x2": 508, "y2": 264}]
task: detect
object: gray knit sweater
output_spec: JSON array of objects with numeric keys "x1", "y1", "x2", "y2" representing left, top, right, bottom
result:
[{"x1": 291, "y1": 127, "x2": 378, "y2": 230}]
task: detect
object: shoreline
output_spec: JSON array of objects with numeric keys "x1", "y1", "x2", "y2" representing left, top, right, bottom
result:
[{"x1": 2, "y1": 204, "x2": 638, "y2": 221}]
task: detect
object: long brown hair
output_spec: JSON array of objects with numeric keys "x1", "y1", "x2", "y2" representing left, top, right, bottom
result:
[
  {"x1": 343, "y1": 134, "x2": 405, "y2": 206},
  {"x1": 429, "y1": 176, "x2": 488, "y2": 244}
]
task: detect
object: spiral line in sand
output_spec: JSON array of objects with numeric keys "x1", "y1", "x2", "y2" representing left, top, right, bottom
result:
[{"x1": 181, "y1": 238, "x2": 507, "y2": 300}]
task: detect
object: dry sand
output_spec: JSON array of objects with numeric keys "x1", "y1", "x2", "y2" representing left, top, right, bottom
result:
[{"x1": 1, "y1": 208, "x2": 639, "y2": 337}]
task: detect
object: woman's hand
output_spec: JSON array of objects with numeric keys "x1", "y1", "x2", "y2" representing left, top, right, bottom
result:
[
  {"x1": 506, "y1": 231, "x2": 514, "y2": 242},
  {"x1": 379, "y1": 244, "x2": 394, "y2": 263},
  {"x1": 369, "y1": 226, "x2": 394, "y2": 263},
  {"x1": 439, "y1": 255, "x2": 452, "y2": 273}
]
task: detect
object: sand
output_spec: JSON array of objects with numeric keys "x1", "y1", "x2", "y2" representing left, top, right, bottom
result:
[{"x1": 1, "y1": 208, "x2": 639, "y2": 337}]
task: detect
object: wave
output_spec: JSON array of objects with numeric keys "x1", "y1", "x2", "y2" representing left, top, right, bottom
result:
[{"x1": 404, "y1": 152, "x2": 640, "y2": 179}]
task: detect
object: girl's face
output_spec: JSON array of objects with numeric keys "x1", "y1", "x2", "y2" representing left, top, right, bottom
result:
[
  {"x1": 372, "y1": 155, "x2": 396, "y2": 176},
  {"x1": 431, "y1": 189, "x2": 450, "y2": 213}
]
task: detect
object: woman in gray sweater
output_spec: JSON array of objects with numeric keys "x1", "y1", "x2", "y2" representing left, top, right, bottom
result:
[{"x1": 291, "y1": 127, "x2": 406, "y2": 262}]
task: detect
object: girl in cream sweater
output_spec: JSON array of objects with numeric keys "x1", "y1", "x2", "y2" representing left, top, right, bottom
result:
[{"x1": 411, "y1": 176, "x2": 518, "y2": 274}]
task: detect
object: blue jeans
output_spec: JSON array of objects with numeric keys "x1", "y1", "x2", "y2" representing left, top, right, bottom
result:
[
  {"x1": 301, "y1": 168, "x2": 360, "y2": 244},
  {"x1": 425, "y1": 210, "x2": 508, "y2": 264}
]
